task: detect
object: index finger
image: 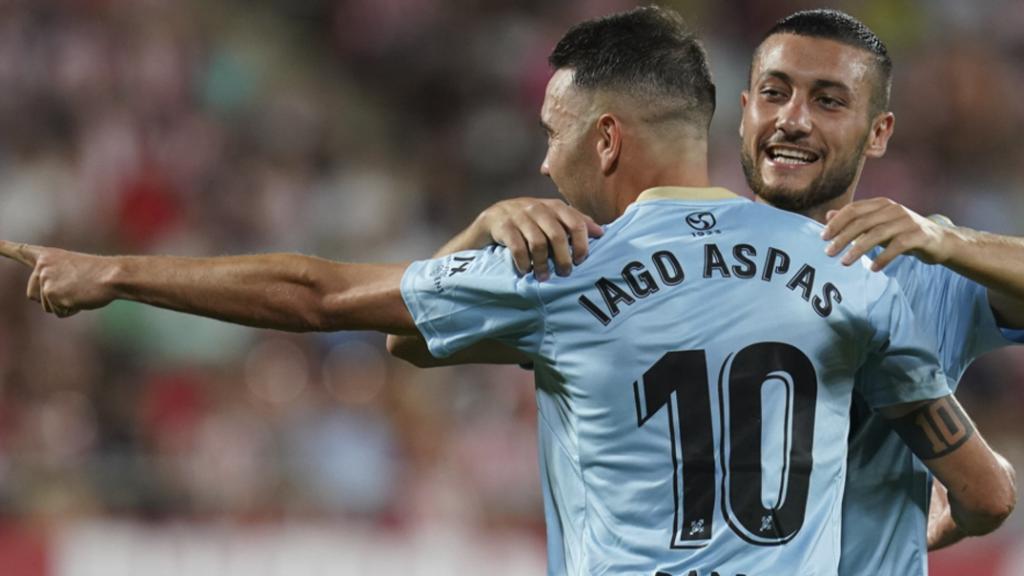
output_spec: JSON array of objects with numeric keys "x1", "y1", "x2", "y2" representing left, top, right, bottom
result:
[
  {"x1": 0, "y1": 241, "x2": 38, "y2": 267},
  {"x1": 821, "y1": 199, "x2": 890, "y2": 241}
]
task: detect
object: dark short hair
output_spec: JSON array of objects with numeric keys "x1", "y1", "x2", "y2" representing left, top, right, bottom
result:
[
  {"x1": 549, "y1": 6, "x2": 716, "y2": 131},
  {"x1": 759, "y1": 9, "x2": 893, "y2": 114}
]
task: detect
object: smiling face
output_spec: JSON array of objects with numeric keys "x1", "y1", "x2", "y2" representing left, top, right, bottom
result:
[{"x1": 740, "y1": 33, "x2": 894, "y2": 217}]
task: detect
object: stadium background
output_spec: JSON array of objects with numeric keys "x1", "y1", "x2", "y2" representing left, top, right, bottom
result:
[{"x1": 0, "y1": 0, "x2": 1021, "y2": 574}]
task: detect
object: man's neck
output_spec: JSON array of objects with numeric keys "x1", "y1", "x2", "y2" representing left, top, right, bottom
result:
[
  {"x1": 753, "y1": 190, "x2": 856, "y2": 225},
  {"x1": 612, "y1": 156, "x2": 711, "y2": 219}
]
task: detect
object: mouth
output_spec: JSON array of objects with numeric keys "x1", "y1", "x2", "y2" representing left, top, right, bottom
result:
[{"x1": 764, "y1": 145, "x2": 821, "y2": 167}]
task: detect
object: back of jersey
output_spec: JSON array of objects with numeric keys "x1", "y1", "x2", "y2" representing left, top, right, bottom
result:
[
  {"x1": 527, "y1": 188, "x2": 947, "y2": 576},
  {"x1": 399, "y1": 187, "x2": 948, "y2": 576}
]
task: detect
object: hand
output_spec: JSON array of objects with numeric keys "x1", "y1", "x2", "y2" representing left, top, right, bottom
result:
[
  {"x1": 821, "y1": 198, "x2": 955, "y2": 272},
  {"x1": 928, "y1": 481, "x2": 968, "y2": 551},
  {"x1": 472, "y1": 198, "x2": 603, "y2": 280},
  {"x1": 0, "y1": 241, "x2": 118, "y2": 317}
]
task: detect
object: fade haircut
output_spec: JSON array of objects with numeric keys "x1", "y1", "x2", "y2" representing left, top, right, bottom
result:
[
  {"x1": 549, "y1": 6, "x2": 716, "y2": 132},
  {"x1": 759, "y1": 9, "x2": 893, "y2": 114}
]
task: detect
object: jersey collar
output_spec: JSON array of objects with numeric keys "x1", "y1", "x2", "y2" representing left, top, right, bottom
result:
[{"x1": 636, "y1": 186, "x2": 740, "y2": 203}]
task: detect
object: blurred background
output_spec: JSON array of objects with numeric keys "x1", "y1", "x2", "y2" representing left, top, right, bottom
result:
[{"x1": 0, "y1": 0, "x2": 1021, "y2": 574}]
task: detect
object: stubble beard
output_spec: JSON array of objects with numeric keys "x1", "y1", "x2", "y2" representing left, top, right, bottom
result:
[{"x1": 741, "y1": 136, "x2": 867, "y2": 215}]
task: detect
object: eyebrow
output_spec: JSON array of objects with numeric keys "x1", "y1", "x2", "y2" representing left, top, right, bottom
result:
[{"x1": 760, "y1": 70, "x2": 852, "y2": 94}]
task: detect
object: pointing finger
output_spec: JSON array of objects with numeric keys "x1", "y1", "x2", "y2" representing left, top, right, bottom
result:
[{"x1": 0, "y1": 241, "x2": 39, "y2": 267}]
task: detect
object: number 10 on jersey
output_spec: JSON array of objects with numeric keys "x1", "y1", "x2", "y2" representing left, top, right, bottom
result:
[{"x1": 633, "y1": 342, "x2": 817, "y2": 548}]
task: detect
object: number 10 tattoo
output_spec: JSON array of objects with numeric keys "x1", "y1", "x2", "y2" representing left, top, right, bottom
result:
[{"x1": 889, "y1": 396, "x2": 975, "y2": 460}]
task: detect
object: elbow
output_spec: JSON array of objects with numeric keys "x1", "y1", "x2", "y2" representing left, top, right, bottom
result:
[
  {"x1": 956, "y1": 503, "x2": 1014, "y2": 537},
  {"x1": 294, "y1": 295, "x2": 330, "y2": 332},
  {"x1": 956, "y1": 459, "x2": 1017, "y2": 536},
  {"x1": 385, "y1": 334, "x2": 438, "y2": 367}
]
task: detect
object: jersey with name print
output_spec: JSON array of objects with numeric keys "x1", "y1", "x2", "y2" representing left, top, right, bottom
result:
[{"x1": 401, "y1": 187, "x2": 951, "y2": 576}]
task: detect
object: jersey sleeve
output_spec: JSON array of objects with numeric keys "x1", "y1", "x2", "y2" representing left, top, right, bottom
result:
[
  {"x1": 400, "y1": 246, "x2": 545, "y2": 358},
  {"x1": 929, "y1": 265, "x2": 1024, "y2": 358},
  {"x1": 888, "y1": 258, "x2": 1024, "y2": 378},
  {"x1": 859, "y1": 277, "x2": 953, "y2": 408}
]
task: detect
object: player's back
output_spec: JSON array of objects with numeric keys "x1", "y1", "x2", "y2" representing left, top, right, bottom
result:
[{"x1": 528, "y1": 188, "x2": 947, "y2": 576}]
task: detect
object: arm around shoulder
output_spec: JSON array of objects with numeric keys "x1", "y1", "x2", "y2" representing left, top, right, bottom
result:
[{"x1": 943, "y1": 227, "x2": 1024, "y2": 329}]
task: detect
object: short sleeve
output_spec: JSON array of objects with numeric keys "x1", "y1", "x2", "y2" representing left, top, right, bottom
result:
[
  {"x1": 400, "y1": 246, "x2": 545, "y2": 358},
  {"x1": 876, "y1": 253, "x2": 1024, "y2": 380},
  {"x1": 942, "y1": 270, "x2": 1024, "y2": 353},
  {"x1": 859, "y1": 277, "x2": 952, "y2": 408}
]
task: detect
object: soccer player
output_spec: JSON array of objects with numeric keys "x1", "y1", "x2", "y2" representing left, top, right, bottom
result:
[
  {"x1": 0, "y1": 7, "x2": 1015, "y2": 576},
  {"x1": 397, "y1": 9, "x2": 1024, "y2": 576},
  {"x1": 749, "y1": 12, "x2": 1024, "y2": 575}
]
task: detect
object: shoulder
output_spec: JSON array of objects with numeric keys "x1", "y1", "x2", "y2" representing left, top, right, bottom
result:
[
  {"x1": 403, "y1": 245, "x2": 532, "y2": 296},
  {"x1": 881, "y1": 251, "x2": 947, "y2": 284}
]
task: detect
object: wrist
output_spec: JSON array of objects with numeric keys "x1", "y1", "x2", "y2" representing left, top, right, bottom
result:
[
  {"x1": 103, "y1": 255, "x2": 131, "y2": 300},
  {"x1": 469, "y1": 211, "x2": 497, "y2": 247},
  {"x1": 937, "y1": 224, "x2": 976, "y2": 267}
]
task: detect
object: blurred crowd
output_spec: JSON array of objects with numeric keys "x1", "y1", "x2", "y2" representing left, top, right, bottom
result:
[{"x1": 0, "y1": 0, "x2": 1022, "y2": 564}]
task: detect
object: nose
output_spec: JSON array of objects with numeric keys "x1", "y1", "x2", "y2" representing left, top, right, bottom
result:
[
  {"x1": 775, "y1": 95, "x2": 812, "y2": 138},
  {"x1": 539, "y1": 155, "x2": 550, "y2": 177}
]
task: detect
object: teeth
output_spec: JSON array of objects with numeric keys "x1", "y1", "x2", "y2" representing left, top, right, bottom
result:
[
  {"x1": 768, "y1": 148, "x2": 817, "y2": 164},
  {"x1": 774, "y1": 156, "x2": 808, "y2": 165}
]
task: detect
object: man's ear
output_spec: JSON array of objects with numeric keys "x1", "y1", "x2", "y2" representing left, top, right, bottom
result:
[
  {"x1": 865, "y1": 112, "x2": 895, "y2": 159},
  {"x1": 739, "y1": 91, "x2": 749, "y2": 138},
  {"x1": 596, "y1": 114, "x2": 622, "y2": 175}
]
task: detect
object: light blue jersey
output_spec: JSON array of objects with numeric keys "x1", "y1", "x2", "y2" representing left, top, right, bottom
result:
[
  {"x1": 401, "y1": 187, "x2": 951, "y2": 576},
  {"x1": 838, "y1": 251, "x2": 1024, "y2": 576}
]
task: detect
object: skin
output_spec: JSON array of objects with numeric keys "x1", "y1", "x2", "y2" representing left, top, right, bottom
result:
[
  {"x1": 389, "y1": 35, "x2": 1024, "y2": 548},
  {"x1": 450, "y1": 35, "x2": 1024, "y2": 332},
  {"x1": 0, "y1": 242, "x2": 416, "y2": 333},
  {"x1": 0, "y1": 48, "x2": 1015, "y2": 549},
  {"x1": 740, "y1": 34, "x2": 894, "y2": 223}
]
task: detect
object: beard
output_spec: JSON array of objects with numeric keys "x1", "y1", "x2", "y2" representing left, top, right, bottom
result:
[{"x1": 741, "y1": 134, "x2": 867, "y2": 214}]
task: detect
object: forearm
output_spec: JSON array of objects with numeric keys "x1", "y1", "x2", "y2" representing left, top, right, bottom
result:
[
  {"x1": 112, "y1": 253, "x2": 413, "y2": 333},
  {"x1": 944, "y1": 228, "x2": 1024, "y2": 328},
  {"x1": 885, "y1": 397, "x2": 1017, "y2": 537}
]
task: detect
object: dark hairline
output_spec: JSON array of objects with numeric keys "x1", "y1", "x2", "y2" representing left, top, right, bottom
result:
[{"x1": 751, "y1": 32, "x2": 892, "y2": 115}]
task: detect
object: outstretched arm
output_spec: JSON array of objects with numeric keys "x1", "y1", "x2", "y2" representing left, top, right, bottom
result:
[
  {"x1": 822, "y1": 198, "x2": 1024, "y2": 328},
  {"x1": 387, "y1": 197, "x2": 601, "y2": 367},
  {"x1": 0, "y1": 241, "x2": 417, "y2": 334},
  {"x1": 881, "y1": 395, "x2": 1016, "y2": 538}
]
